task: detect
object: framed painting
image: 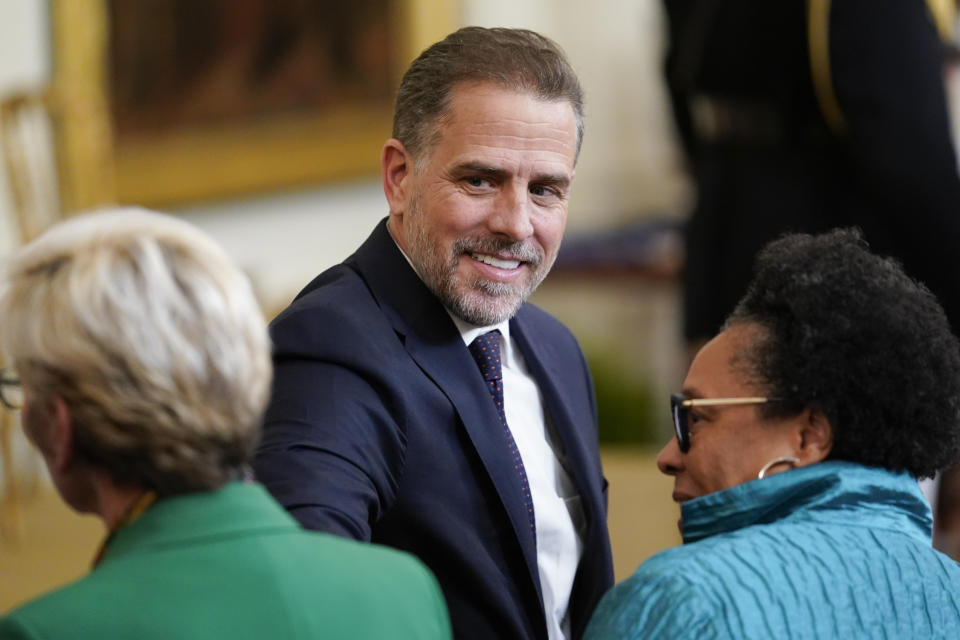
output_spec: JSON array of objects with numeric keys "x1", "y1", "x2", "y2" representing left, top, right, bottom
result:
[{"x1": 49, "y1": 0, "x2": 455, "y2": 211}]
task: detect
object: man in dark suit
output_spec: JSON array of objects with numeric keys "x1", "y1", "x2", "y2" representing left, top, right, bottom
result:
[{"x1": 253, "y1": 27, "x2": 614, "y2": 640}]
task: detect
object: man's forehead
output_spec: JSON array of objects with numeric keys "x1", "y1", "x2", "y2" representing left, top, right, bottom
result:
[
  {"x1": 409, "y1": 82, "x2": 577, "y2": 172},
  {"x1": 435, "y1": 88, "x2": 575, "y2": 156},
  {"x1": 444, "y1": 81, "x2": 576, "y2": 122}
]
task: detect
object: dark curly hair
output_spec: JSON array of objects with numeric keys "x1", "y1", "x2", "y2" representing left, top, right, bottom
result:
[{"x1": 725, "y1": 228, "x2": 960, "y2": 478}]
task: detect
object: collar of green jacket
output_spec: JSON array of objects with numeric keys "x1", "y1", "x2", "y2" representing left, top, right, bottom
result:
[{"x1": 100, "y1": 482, "x2": 298, "y2": 566}]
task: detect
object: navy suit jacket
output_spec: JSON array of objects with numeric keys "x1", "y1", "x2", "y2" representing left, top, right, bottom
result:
[{"x1": 254, "y1": 220, "x2": 614, "y2": 639}]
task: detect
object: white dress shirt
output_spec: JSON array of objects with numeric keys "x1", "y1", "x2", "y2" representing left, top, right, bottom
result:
[{"x1": 450, "y1": 314, "x2": 586, "y2": 640}]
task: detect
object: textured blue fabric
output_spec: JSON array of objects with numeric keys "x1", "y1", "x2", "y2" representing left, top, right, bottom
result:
[{"x1": 585, "y1": 461, "x2": 960, "y2": 639}]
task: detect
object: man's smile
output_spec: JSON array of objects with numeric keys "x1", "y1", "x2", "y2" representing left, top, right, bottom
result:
[{"x1": 469, "y1": 252, "x2": 523, "y2": 270}]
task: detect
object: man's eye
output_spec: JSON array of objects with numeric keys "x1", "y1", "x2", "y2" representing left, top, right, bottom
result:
[
  {"x1": 465, "y1": 176, "x2": 490, "y2": 188},
  {"x1": 530, "y1": 185, "x2": 559, "y2": 198}
]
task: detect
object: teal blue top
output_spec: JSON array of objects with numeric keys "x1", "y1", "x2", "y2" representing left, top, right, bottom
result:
[{"x1": 585, "y1": 461, "x2": 960, "y2": 639}]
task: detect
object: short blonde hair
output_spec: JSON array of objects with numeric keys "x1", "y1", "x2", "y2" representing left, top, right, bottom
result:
[{"x1": 0, "y1": 208, "x2": 272, "y2": 494}]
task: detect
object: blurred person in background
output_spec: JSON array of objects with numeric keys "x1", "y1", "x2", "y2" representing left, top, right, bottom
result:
[
  {"x1": 584, "y1": 229, "x2": 960, "y2": 638},
  {"x1": 664, "y1": 0, "x2": 960, "y2": 557},
  {"x1": 0, "y1": 208, "x2": 451, "y2": 640},
  {"x1": 253, "y1": 26, "x2": 614, "y2": 640}
]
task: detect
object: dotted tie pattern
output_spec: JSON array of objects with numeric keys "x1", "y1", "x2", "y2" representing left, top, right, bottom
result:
[{"x1": 468, "y1": 330, "x2": 537, "y2": 542}]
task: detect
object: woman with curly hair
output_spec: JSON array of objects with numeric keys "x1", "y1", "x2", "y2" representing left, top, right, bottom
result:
[{"x1": 586, "y1": 229, "x2": 960, "y2": 638}]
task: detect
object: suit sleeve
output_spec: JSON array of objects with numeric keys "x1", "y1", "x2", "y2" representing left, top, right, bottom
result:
[
  {"x1": 829, "y1": 0, "x2": 960, "y2": 327},
  {"x1": 253, "y1": 351, "x2": 406, "y2": 541}
]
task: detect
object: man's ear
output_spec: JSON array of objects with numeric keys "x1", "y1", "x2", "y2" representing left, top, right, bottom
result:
[
  {"x1": 796, "y1": 409, "x2": 833, "y2": 465},
  {"x1": 382, "y1": 138, "x2": 414, "y2": 217}
]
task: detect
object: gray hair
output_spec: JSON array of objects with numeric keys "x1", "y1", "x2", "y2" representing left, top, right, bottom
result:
[
  {"x1": 393, "y1": 26, "x2": 585, "y2": 166},
  {"x1": 0, "y1": 208, "x2": 272, "y2": 495}
]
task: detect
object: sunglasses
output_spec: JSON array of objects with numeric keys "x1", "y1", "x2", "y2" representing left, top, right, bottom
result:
[{"x1": 670, "y1": 393, "x2": 776, "y2": 453}]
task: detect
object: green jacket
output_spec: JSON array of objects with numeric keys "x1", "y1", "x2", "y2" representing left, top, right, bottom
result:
[{"x1": 0, "y1": 482, "x2": 451, "y2": 639}]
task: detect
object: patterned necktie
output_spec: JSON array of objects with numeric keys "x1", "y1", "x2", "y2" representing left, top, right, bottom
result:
[{"x1": 468, "y1": 329, "x2": 536, "y2": 541}]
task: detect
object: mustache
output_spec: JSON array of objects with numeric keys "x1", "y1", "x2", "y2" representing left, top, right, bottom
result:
[{"x1": 452, "y1": 236, "x2": 543, "y2": 266}]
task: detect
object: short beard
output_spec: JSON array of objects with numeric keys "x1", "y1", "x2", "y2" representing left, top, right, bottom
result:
[{"x1": 405, "y1": 198, "x2": 554, "y2": 326}]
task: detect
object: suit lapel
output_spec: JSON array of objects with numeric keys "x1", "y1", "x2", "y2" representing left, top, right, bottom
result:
[
  {"x1": 349, "y1": 220, "x2": 543, "y2": 601},
  {"x1": 403, "y1": 329, "x2": 543, "y2": 594},
  {"x1": 512, "y1": 313, "x2": 615, "y2": 636},
  {"x1": 511, "y1": 314, "x2": 604, "y2": 548}
]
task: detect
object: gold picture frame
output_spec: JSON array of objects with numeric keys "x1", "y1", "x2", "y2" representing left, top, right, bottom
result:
[{"x1": 49, "y1": 0, "x2": 455, "y2": 212}]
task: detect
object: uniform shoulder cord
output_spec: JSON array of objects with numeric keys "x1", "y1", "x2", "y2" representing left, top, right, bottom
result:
[{"x1": 807, "y1": 0, "x2": 957, "y2": 137}]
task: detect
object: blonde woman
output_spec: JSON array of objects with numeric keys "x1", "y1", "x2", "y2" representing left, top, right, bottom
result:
[{"x1": 0, "y1": 209, "x2": 450, "y2": 640}]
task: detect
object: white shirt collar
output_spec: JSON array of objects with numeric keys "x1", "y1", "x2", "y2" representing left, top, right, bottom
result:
[{"x1": 447, "y1": 312, "x2": 512, "y2": 351}]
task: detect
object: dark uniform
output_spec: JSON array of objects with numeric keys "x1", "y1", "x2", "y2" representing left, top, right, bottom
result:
[
  {"x1": 665, "y1": 0, "x2": 960, "y2": 343},
  {"x1": 665, "y1": 0, "x2": 960, "y2": 560}
]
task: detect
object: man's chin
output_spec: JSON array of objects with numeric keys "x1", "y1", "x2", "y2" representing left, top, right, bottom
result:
[{"x1": 446, "y1": 289, "x2": 524, "y2": 327}]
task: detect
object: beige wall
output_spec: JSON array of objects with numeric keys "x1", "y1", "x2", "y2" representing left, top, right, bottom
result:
[{"x1": 0, "y1": 0, "x2": 49, "y2": 258}]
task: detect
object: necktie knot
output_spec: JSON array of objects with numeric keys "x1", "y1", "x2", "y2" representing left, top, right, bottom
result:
[{"x1": 469, "y1": 330, "x2": 502, "y2": 383}]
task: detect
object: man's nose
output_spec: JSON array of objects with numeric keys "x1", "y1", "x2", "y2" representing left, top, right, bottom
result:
[{"x1": 488, "y1": 185, "x2": 534, "y2": 241}]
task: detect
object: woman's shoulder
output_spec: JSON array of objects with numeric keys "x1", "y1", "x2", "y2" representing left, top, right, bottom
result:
[
  {"x1": 586, "y1": 523, "x2": 829, "y2": 640},
  {"x1": 587, "y1": 525, "x2": 804, "y2": 629}
]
